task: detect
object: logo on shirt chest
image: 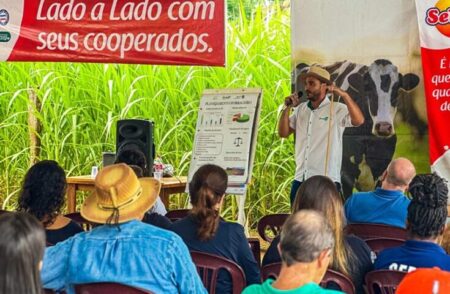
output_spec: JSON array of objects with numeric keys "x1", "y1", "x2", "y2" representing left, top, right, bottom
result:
[{"x1": 319, "y1": 116, "x2": 329, "y2": 121}]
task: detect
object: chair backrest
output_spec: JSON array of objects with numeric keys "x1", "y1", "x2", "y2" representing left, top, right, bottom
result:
[
  {"x1": 165, "y1": 209, "x2": 190, "y2": 222},
  {"x1": 364, "y1": 238, "x2": 404, "y2": 256},
  {"x1": 261, "y1": 262, "x2": 281, "y2": 281},
  {"x1": 345, "y1": 223, "x2": 407, "y2": 240},
  {"x1": 247, "y1": 237, "x2": 261, "y2": 267},
  {"x1": 257, "y1": 214, "x2": 290, "y2": 242},
  {"x1": 190, "y1": 251, "x2": 246, "y2": 294},
  {"x1": 0, "y1": 209, "x2": 10, "y2": 215},
  {"x1": 74, "y1": 282, "x2": 152, "y2": 294},
  {"x1": 320, "y1": 269, "x2": 355, "y2": 294},
  {"x1": 65, "y1": 212, "x2": 97, "y2": 231},
  {"x1": 365, "y1": 270, "x2": 406, "y2": 294},
  {"x1": 262, "y1": 263, "x2": 355, "y2": 294}
]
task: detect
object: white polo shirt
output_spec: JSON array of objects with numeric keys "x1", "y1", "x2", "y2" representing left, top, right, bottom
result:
[{"x1": 289, "y1": 96, "x2": 354, "y2": 183}]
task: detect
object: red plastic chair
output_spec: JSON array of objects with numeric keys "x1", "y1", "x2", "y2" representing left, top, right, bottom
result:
[
  {"x1": 345, "y1": 223, "x2": 407, "y2": 240},
  {"x1": 247, "y1": 237, "x2": 261, "y2": 267},
  {"x1": 365, "y1": 270, "x2": 406, "y2": 294},
  {"x1": 262, "y1": 263, "x2": 355, "y2": 294},
  {"x1": 364, "y1": 238, "x2": 404, "y2": 256},
  {"x1": 261, "y1": 262, "x2": 281, "y2": 281},
  {"x1": 65, "y1": 212, "x2": 97, "y2": 231},
  {"x1": 74, "y1": 282, "x2": 152, "y2": 294},
  {"x1": 321, "y1": 269, "x2": 355, "y2": 294},
  {"x1": 0, "y1": 209, "x2": 10, "y2": 215},
  {"x1": 165, "y1": 209, "x2": 190, "y2": 222},
  {"x1": 257, "y1": 214, "x2": 290, "y2": 242},
  {"x1": 190, "y1": 251, "x2": 246, "y2": 294}
]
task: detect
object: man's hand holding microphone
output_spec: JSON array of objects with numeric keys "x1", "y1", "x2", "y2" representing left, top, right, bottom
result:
[{"x1": 284, "y1": 91, "x2": 302, "y2": 109}]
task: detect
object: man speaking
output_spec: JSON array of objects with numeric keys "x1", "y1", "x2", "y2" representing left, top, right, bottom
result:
[{"x1": 278, "y1": 65, "x2": 364, "y2": 204}]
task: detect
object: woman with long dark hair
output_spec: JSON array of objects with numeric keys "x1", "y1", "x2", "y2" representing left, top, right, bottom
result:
[
  {"x1": 263, "y1": 175, "x2": 373, "y2": 294},
  {"x1": 171, "y1": 164, "x2": 260, "y2": 293},
  {"x1": 0, "y1": 212, "x2": 46, "y2": 294},
  {"x1": 18, "y1": 160, "x2": 83, "y2": 244}
]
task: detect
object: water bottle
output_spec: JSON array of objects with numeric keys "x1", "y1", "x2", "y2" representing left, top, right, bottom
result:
[
  {"x1": 91, "y1": 166, "x2": 98, "y2": 178},
  {"x1": 154, "y1": 163, "x2": 163, "y2": 180}
]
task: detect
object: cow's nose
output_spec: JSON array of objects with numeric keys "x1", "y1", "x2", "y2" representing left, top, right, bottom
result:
[{"x1": 374, "y1": 122, "x2": 393, "y2": 137}]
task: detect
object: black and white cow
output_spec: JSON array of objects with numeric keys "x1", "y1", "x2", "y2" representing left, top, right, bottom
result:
[{"x1": 294, "y1": 59, "x2": 420, "y2": 197}]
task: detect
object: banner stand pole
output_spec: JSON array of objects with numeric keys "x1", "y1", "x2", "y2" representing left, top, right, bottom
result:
[{"x1": 237, "y1": 190, "x2": 248, "y2": 234}]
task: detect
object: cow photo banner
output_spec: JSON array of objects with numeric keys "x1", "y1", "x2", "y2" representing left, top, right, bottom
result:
[
  {"x1": 292, "y1": 0, "x2": 430, "y2": 197},
  {"x1": 0, "y1": 0, "x2": 225, "y2": 66},
  {"x1": 415, "y1": 0, "x2": 450, "y2": 194}
]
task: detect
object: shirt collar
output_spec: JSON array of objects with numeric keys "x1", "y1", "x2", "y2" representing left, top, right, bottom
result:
[
  {"x1": 308, "y1": 95, "x2": 330, "y2": 110},
  {"x1": 374, "y1": 187, "x2": 406, "y2": 197},
  {"x1": 264, "y1": 280, "x2": 322, "y2": 293},
  {"x1": 405, "y1": 240, "x2": 447, "y2": 253}
]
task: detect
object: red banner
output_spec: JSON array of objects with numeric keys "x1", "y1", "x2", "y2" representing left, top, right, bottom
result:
[
  {"x1": 416, "y1": 0, "x2": 450, "y2": 186},
  {"x1": 0, "y1": 0, "x2": 225, "y2": 66}
]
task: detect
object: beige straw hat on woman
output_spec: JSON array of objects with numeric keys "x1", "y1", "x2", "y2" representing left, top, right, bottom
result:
[{"x1": 81, "y1": 163, "x2": 160, "y2": 224}]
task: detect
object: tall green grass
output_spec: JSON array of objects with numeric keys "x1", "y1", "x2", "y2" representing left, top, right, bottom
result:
[
  {"x1": 0, "y1": 3, "x2": 293, "y2": 226},
  {"x1": 0, "y1": 3, "x2": 430, "y2": 227}
]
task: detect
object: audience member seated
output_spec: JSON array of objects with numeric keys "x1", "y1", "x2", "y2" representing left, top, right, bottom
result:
[
  {"x1": 344, "y1": 158, "x2": 415, "y2": 228},
  {"x1": 115, "y1": 149, "x2": 167, "y2": 215},
  {"x1": 243, "y1": 210, "x2": 341, "y2": 294},
  {"x1": 374, "y1": 173, "x2": 450, "y2": 272},
  {"x1": 171, "y1": 164, "x2": 261, "y2": 293},
  {"x1": 263, "y1": 175, "x2": 372, "y2": 294},
  {"x1": 396, "y1": 267, "x2": 450, "y2": 294},
  {"x1": 41, "y1": 164, "x2": 205, "y2": 294},
  {"x1": 0, "y1": 212, "x2": 46, "y2": 294},
  {"x1": 18, "y1": 160, "x2": 83, "y2": 244},
  {"x1": 128, "y1": 164, "x2": 172, "y2": 230}
]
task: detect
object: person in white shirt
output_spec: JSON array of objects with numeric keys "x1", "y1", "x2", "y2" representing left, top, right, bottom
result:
[{"x1": 278, "y1": 65, "x2": 364, "y2": 205}]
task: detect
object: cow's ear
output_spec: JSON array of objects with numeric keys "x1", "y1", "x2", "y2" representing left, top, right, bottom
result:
[
  {"x1": 348, "y1": 73, "x2": 364, "y2": 93},
  {"x1": 399, "y1": 73, "x2": 420, "y2": 92}
]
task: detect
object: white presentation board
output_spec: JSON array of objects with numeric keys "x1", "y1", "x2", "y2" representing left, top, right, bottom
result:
[{"x1": 187, "y1": 88, "x2": 262, "y2": 194}]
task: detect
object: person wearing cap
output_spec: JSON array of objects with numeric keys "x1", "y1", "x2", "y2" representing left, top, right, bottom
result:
[
  {"x1": 374, "y1": 173, "x2": 450, "y2": 272},
  {"x1": 396, "y1": 267, "x2": 450, "y2": 294},
  {"x1": 40, "y1": 163, "x2": 206, "y2": 294},
  {"x1": 278, "y1": 65, "x2": 364, "y2": 205}
]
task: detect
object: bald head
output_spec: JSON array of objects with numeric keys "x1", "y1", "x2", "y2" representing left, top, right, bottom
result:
[
  {"x1": 383, "y1": 158, "x2": 416, "y2": 190},
  {"x1": 280, "y1": 210, "x2": 334, "y2": 266}
]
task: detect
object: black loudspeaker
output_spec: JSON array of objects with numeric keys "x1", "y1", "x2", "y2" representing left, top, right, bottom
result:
[{"x1": 116, "y1": 119, "x2": 155, "y2": 176}]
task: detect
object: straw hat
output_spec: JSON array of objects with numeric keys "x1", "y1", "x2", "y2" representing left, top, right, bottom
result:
[
  {"x1": 396, "y1": 267, "x2": 450, "y2": 294},
  {"x1": 299, "y1": 66, "x2": 332, "y2": 85},
  {"x1": 81, "y1": 163, "x2": 160, "y2": 224}
]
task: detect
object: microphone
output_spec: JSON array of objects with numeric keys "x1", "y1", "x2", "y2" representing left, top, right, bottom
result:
[{"x1": 286, "y1": 91, "x2": 303, "y2": 106}]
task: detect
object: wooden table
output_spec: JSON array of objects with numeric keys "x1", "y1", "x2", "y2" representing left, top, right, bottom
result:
[{"x1": 66, "y1": 176, "x2": 187, "y2": 213}]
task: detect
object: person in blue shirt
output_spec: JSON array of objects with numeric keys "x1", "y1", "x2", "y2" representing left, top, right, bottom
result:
[
  {"x1": 243, "y1": 210, "x2": 342, "y2": 294},
  {"x1": 41, "y1": 163, "x2": 205, "y2": 294},
  {"x1": 344, "y1": 158, "x2": 416, "y2": 228},
  {"x1": 171, "y1": 164, "x2": 261, "y2": 293},
  {"x1": 374, "y1": 173, "x2": 450, "y2": 272}
]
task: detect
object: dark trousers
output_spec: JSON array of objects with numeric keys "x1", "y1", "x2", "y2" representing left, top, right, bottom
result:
[{"x1": 290, "y1": 179, "x2": 342, "y2": 206}]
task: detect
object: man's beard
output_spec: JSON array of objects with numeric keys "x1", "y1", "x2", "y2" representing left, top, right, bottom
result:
[{"x1": 306, "y1": 91, "x2": 321, "y2": 101}]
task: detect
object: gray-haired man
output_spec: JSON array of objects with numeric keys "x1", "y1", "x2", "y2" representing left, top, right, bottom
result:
[{"x1": 243, "y1": 210, "x2": 343, "y2": 293}]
